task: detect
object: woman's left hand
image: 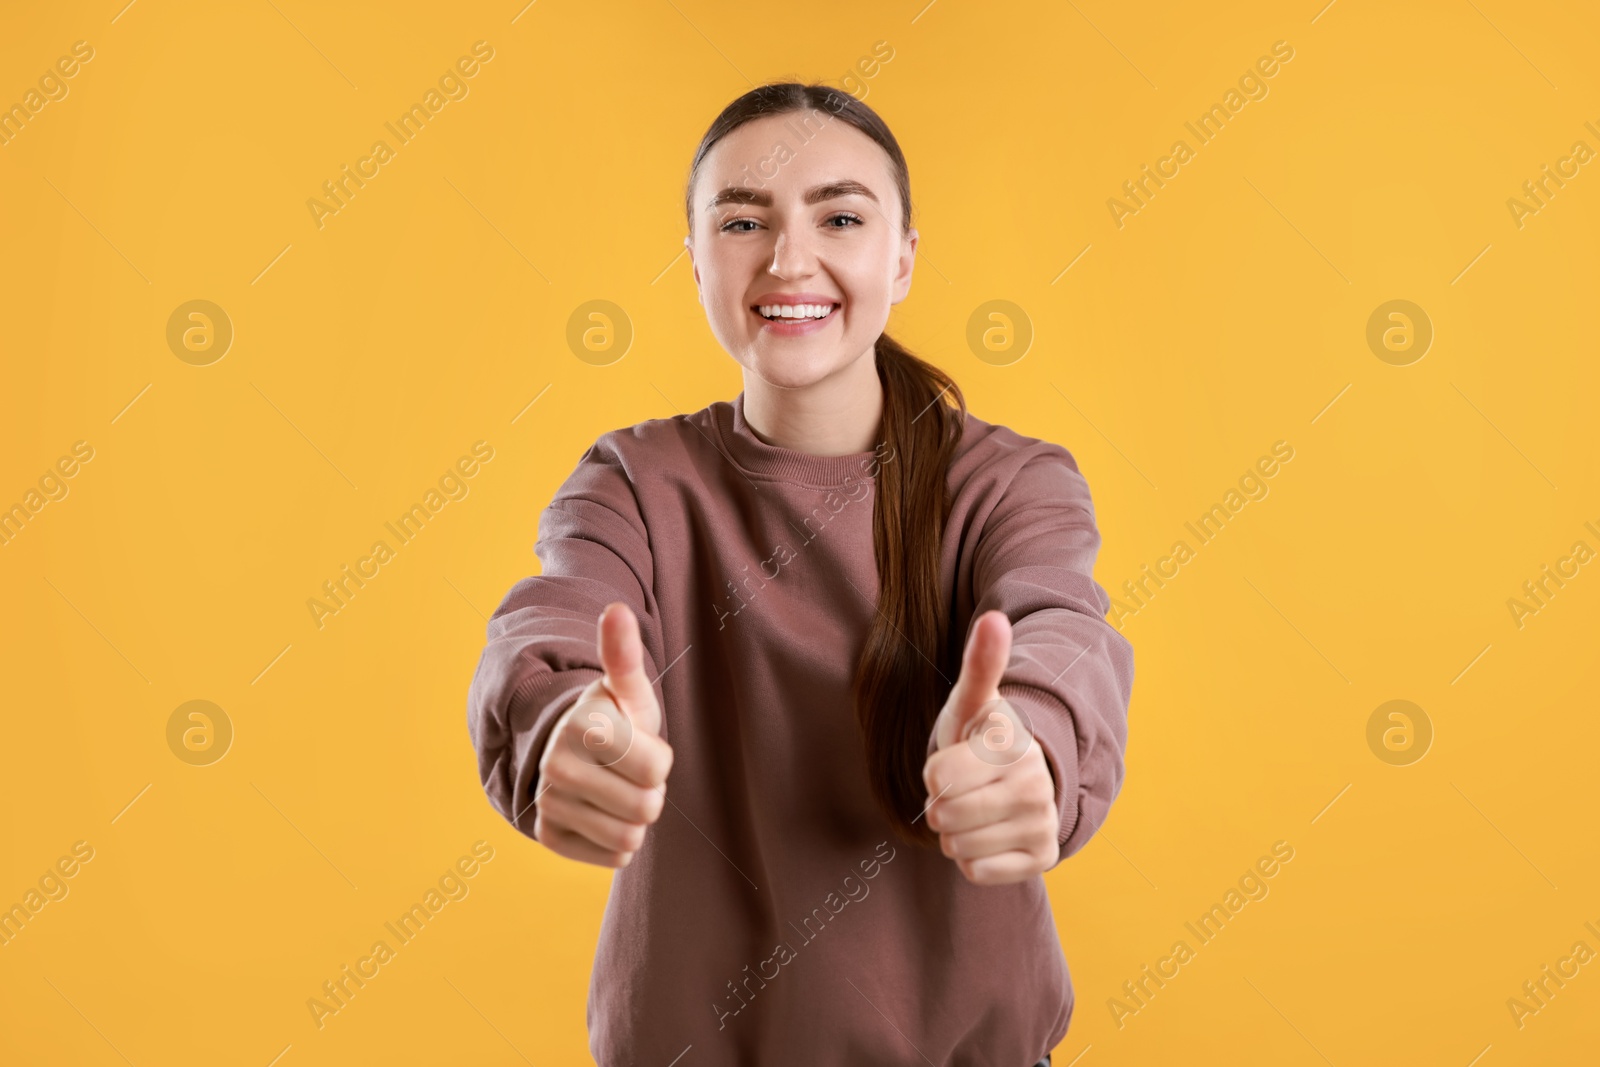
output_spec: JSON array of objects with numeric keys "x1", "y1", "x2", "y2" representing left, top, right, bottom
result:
[{"x1": 923, "y1": 610, "x2": 1060, "y2": 886}]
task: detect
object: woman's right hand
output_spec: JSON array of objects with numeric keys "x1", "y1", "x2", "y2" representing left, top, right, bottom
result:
[{"x1": 533, "y1": 602, "x2": 674, "y2": 868}]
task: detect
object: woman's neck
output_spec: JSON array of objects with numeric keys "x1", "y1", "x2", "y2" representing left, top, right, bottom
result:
[{"x1": 742, "y1": 350, "x2": 884, "y2": 456}]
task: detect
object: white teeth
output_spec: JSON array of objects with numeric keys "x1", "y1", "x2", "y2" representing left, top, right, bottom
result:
[{"x1": 757, "y1": 303, "x2": 835, "y2": 320}]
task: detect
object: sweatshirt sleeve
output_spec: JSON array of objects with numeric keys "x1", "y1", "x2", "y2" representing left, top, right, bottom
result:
[
  {"x1": 936, "y1": 444, "x2": 1136, "y2": 869},
  {"x1": 465, "y1": 433, "x2": 663, "y2": 840}
]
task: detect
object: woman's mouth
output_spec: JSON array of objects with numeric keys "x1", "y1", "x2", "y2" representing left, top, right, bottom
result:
[{"x1": 751, "y1": 302, "x2": 840, "y2": 335}]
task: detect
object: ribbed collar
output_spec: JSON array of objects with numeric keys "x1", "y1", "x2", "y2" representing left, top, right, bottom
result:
[{"x1": 713, "y1": 390, "x2": 884, "y2": 489}]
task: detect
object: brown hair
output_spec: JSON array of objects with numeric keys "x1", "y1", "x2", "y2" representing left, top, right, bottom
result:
[{"x1": 684, "y1": 82, "x2": 967, "y2": 849}]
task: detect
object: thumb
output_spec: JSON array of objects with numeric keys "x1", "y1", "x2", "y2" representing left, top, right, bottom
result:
[
  {"x1": 597, "y1": 602, "x2": 661, "y2": 735},
  {"x1": 934, "y1": 610, "x2": 1012, "y2": 750}
]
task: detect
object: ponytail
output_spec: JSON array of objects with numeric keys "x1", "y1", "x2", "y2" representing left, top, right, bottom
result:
[{"x1": 854, "y1": 334, "x2": 966, "y2": 848}]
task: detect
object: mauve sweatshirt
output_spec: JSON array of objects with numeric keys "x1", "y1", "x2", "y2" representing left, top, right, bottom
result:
[{"x1": 466, "y1": 390, "x2": 1135, "y2": 1067}]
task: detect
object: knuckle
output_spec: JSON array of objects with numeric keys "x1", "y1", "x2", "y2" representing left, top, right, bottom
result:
[
  {"x1": 644, "y1": 760, "x2": 665, "y2": 789},
  {"x1": 622, "y1": 796, "x2": 649, "y2": 824},
  {"x1": 543, "y1": 756, "x2": 575, "y2": 790},
  {"x1": 536, "y1": 788, "x2": 566, "y2": 821},
  {"x1": 641, "y1": 791, "x2": 664, "y2": 823}
]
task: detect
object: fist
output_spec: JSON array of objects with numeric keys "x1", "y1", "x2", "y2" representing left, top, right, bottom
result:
[
  {"x1": 923, "y1": 610, "x2": 1060, "y2": 886},
  {"x1": 533, "y1": 602, "x2": 674, "y2": 869}
]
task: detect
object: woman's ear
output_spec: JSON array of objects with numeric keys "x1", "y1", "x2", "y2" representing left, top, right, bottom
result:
[
  {"x1": 890, "y1": 227, "x2": 918, "y2": 305},
  {"x1": 684, "y1": 237, "x2": 704, "y2": 305}
]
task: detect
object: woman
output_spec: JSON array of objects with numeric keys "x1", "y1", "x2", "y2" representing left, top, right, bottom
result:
[{"x1": 466, "y1": 82, "x2": 1135, "y2": 1066}]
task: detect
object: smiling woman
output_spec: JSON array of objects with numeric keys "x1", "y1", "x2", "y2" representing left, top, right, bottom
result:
[
  {"x1": 679, "y1": 89, "x2": 982, "y2": 854},
  {"x1": 467, "y1": 82, "x2": 1134, "y2": 1067}
]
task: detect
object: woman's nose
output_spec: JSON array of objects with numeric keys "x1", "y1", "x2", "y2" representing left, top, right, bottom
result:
[{"x1": 767, "y1": 221, "x2": 818, "y2": 278}]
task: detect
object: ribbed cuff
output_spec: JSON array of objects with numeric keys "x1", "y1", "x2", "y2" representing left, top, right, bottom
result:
[
  {"x1": 999, "y1": 682, "x2": 1080, "y2": 868},
  {"x1": 506, "y1": 667, "x2": 604, "y2": 835}
]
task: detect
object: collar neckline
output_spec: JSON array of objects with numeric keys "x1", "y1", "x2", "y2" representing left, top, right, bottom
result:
[{"x1": 716, "y1": 390, "x2": 883, "y2": 488}]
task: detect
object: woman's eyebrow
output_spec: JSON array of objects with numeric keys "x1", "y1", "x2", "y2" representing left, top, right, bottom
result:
[{"x1": 705, "y1": 179, "x2": 880, "y2": 214}]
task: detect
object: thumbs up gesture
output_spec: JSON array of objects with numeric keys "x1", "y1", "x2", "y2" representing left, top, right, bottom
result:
[
  {"x1": 533, "y1": 602, "x2": 674, "y2": 869},
  {"x1": 923, "y1": 610, "x2": 1059, "y2": 886}
]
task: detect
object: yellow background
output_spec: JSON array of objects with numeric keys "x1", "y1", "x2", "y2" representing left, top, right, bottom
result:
[{"x1": 2, "y1": 0, "x2": 1597, "y2": 1063}]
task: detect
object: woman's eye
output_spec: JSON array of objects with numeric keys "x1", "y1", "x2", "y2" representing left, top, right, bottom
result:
[{"x1": 718, "y1": 214, "x2": 864, "y2": 233}]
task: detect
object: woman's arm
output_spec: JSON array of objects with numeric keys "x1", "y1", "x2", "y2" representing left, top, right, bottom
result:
[
  {"x1": 953, "y1": 443, "x2": 1136, "y2": 870},
  {"x1": 465, "y1": 434, "x2": 664, "y2": 839}
]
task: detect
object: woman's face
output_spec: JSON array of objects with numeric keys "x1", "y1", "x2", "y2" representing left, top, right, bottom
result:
[{"x1": 685, "y1": 110, "x2": 917, "y2": 392}]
